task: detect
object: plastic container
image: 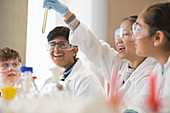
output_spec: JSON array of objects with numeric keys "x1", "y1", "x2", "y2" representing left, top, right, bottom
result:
[{"x1": 14, "y1": 66, "x2": 39, "y2": 99}]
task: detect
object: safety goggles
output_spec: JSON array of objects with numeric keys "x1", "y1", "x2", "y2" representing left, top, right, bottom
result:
[
  {"x1": 0, "y1": 60, "x2": 21, "y2": 73},
  {"x1": 133, "y1": 22, "x2": 170, "y2": 40},
  {"x1": 47, "y1": 40, "x2": 75, "y2": 51},
  {"x1": 114, "y1": 28, "x2": 134, "y2": 43},
  {"x1": 132, "y1": 22, "x2": 158, "y2": 39}
]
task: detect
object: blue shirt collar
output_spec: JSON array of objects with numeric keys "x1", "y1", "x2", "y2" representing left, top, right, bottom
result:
[{"x1": 63, "y1": 58, "x2": 77, "y2": 79}]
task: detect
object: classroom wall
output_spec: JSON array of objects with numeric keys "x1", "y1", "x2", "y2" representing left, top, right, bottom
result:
[{"x1": 0, "y1": 0, "x2": 28, "y2": 65}]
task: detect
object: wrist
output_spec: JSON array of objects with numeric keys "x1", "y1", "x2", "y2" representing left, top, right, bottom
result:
[
  {"x1": 60, "y1": 8, "x2": 69, "y2": 17},
  {"x1": 64, "y1": 10, "x2": 73, "y2": 20}
]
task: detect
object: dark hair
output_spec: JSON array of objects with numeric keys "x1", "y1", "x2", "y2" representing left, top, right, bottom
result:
[
  {"x1": 121, "y1": 15, "x2": 138, "y2": 24},
  {"x1": 0, "y1": 47, "x2": 21, "y2": 62},
  {"x1": 47, "y1": 26, "x2": 70, "y2": 42},
  {"x1": 143, "y1": 2, "x2": 170, "y2": 41}
]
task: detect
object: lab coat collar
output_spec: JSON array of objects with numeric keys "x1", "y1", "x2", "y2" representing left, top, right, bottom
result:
[
  {"x1": 163, "y1": 56, "x2": 170, "y2": 70},
  {"x1": 63, "y1": 58, "x2": 78, "y2": 79},
  {"x1": 127, "y1": 57, "x2": 157, "y2": 81},
  {"x1": 159, "y1": 56, "x2": 170, "y2": 75},
  {"x1": 152, "y1": 56, "x2": 170, "y2": 75},
  {"x1": 64, "y1": 59, "x2": 82, "y2": 81}
]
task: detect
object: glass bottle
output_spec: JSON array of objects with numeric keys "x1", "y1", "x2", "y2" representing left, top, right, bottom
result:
[{"x1": 14, "y1": 66, "x2": 39, "y2": 99}]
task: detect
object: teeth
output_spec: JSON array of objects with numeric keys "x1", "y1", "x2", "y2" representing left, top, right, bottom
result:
[
  {"x1": 119, "y1": 46, "x2": 124, "y2": 49},
  {"x1": 119, "y1": 47, "x2": 125, "y2": 50},
  {"x1": 53, "y1": 54, "x2": 63, "y2": 57}
]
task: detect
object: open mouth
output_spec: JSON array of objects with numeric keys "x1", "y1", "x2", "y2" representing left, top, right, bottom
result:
[
  {"x1": 118, "y1": 46, "x2": 125, "y2": 53},
  {"x1": 53, "y1": 53, "x2": 64, "y2": 60},
  {"x1": 53, "y1": 54, "x2": 63, "y2": 57},
  {"x1": 8, "y1": 73, "x2": 16, "y2": 77}
]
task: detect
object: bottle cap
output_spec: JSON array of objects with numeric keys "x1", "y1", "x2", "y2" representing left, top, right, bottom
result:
[
  {"x1": 20, "y1": 66, "x2": 33, "y2": 73},
  {"x1": 32, "y1": 76, "x2": 37, "y2": 79}
]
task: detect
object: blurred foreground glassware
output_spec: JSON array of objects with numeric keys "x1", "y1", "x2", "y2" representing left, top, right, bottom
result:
[
  {"x1": 0, "y1": 85, "x2": 17, "y2": 112},
  {"x1": 41, "y1": 67, "x2": 70, "y2": 98},
  {"x1": 14, "y1": 66, "x2": 39, "y2": 99}
]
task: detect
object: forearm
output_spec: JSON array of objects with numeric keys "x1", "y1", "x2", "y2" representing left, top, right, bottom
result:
[{"x1": 63, "y1": 10, "x2": 72, "y2": 20}]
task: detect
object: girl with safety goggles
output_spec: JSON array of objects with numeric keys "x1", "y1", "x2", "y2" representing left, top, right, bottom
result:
[{"x1": 125, "y1": 2, "x2": 170, "y2": 113}]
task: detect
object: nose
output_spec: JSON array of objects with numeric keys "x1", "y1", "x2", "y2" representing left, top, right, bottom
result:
[
  {"x1": 115, "y1": 38, "x2": 123, "y2": 44},
  {"x1": 54, "y1": 44, "x2": 61, "y2": 51},
  {"x1": 8, "y1": 65, "x2": 15, "y2": 72},
  {"x1": 8, "y1": 65, "x2": 15, "y2": 71}
]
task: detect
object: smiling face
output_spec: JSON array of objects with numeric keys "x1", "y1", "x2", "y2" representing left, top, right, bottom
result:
[
  {"x1": 49, "y1": 36, "x2": 78, "y2": 70},
  {"x1": 115, "y1": 20, "x2": 137, "y2": 60},
  {"x1": 0, "y1": 58, "x2": 20, "y2": 87}
]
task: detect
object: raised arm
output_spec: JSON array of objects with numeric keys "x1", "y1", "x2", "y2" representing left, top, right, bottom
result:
[{"x1": 43, "y1": 0, "x2": 123, "y2": 83}]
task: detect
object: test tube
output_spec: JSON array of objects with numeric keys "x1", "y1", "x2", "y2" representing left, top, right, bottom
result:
[{"x1": 42, "y1": 9, "x2": 48, "y2": 34}]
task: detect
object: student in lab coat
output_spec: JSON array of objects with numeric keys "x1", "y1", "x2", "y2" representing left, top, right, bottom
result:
[
  {"x1": 43, "y1": 0, "x2": 156, "y2": 109},
  {"x1": 124, "y1": 2, "x2": 170, "y2": 113},
  {"x1": 43, "y1": 0, "x2": 157, "y2": 111},
  {"x1": 46, "y1": 26, "x2": 105, "y2": 98},
  {"x1": 0, "y1": 47, "x2": 21, "y2": 96}
]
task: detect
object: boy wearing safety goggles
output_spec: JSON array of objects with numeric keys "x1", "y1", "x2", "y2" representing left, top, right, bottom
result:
[
  {"x1": 46, "y1": 26, "x2": 105, "y2": 98},
  {"x1": 0, "y1": 47, "x2": 21, "y2": 91}
]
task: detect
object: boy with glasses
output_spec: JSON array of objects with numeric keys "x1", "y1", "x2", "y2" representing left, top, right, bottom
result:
[{"x1": 46, "y1": 26, "x2": 105, "y2": 98}]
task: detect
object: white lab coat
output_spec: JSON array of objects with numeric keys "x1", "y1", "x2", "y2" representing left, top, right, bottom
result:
[
  {"x1": 77, "y1": 50, "x2": 105, "y2": 87},
  {"x1": 128, "y1": 56, "x2": 170, "y2": 113},
  {"x1": 68, "y1": 23, "x2": 157, "y2": 111},
  {"x1": 64, "y1": 59, "x2": 105, "y2": 98}
]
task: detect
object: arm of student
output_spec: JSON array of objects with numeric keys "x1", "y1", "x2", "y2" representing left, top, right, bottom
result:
[{"x1": 43, "y1": 0, "x2": 123, "y2": 83}]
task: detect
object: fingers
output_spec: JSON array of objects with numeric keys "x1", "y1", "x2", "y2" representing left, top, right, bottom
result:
[
  {"x1": 44, "y1": 2, "x2": 55, "y2": 10},
  {"x1": 43, "y1": 0, "x2": 49, "y2": 8},
  {"x1": 43, "y1": 0, "x2": 56, "y2": 8}
]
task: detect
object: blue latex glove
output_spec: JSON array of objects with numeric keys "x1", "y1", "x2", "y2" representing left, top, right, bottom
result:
[{"x1": 43, "y1": 0, "x2": 68, "y2": 16}]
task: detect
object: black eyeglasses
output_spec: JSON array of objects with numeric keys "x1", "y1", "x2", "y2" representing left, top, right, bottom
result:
[{"x1": 47, "y1": 40, "x2": 75, "y2": 51}]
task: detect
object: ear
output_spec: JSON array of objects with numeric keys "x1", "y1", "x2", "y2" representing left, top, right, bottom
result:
[
  {"x1": 72, "y1": 47, "x2": 78, "y2": 57},
  {"x1": 153, "y1": 30, "x2": 165, "y2": 47}
]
